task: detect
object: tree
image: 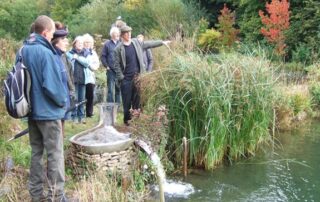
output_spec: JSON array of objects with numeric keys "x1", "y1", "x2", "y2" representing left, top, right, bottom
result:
[
  {"x1": 259, "y1": 0, "x2": 290, "y2": 56},
  {"x1": 68, "y1": 0, "x2": 119, "y2": 37},
  {"x1": 216, "y1": 4, "x2": 239, "y2": 47},
  {"x1": 286, "y1": 0, "x2": 320, "y2": 63},
  {"x1": 0, "y1": 0, "x2": 38, "y2": 40},
  {"x1": 51, "y1": 0, "x2": 90, "y2": 22}
]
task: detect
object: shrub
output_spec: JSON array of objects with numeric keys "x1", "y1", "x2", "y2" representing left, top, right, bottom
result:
[
  {"x1": 68, "y1": 0, "x2": 203, "y2": 39},
  {"x1": 197, "y1": 29, "x2": 221, "y2": 52},
  {"x1": 289, "y1": 94, "x2": 311, "y2": 115},
  {"x1": 291, "y1": 43, "x2": 312, "y2": 64},
  {"x1": 216, "y1": 4, "x2": 239, "y2": 47},
  {"x1": 68, "y1": 0, "x2": 119, "y2": 38},
  {"x1": 141, "y1": 52, "x2": 276, "y2": 169},
  {"x1": 307, "y1": 62, "x2": 320, "y2": 107},
  {"x1": 259, "y1": 0, "x2": 290, "y2": 56},
  {"x1": 147, "y1": 0, "x2": 203, "y2": 38},
  {"x1": 310, "y1": 84, "x2": 320, "y2": 106}
]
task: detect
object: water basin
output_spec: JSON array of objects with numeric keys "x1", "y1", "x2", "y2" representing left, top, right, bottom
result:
[
  {"x1": 69, "y1": 103, "x2": 134, "y2": 154},
  {"x1": 69, "y1": 126, "x2": 134, "y2": 154}
]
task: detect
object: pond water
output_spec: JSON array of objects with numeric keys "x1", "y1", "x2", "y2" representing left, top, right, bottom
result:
[{"x1": 166, "y1": 120, "x2": 320, "y2": 202}]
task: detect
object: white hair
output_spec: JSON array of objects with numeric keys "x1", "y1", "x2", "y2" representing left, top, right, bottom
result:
[
  {"x1": 109, "y1": 27, "x2": 120, "y2": 37},
  {"x1": 83, "y1": 33, "x2": 94, "y2": 43},
  {"x1": 72, "y1": 36, "x2": 84, "y2": 47}
]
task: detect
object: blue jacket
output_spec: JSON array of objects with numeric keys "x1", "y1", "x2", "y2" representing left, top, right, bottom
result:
[
  {"x1": 66, "y1": 48, "x2": 90, "y2": 85},
  {"x1": 101, "y1": 39, "x2": 119, "y2": 71},
  {"x1": 83, "y1": 48, "x2": 100, "y2": 84},
  {"x1": 22, "y1": 34, "x2": 67, "y2": 120}
]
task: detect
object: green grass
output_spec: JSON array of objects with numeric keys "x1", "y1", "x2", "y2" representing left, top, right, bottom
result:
[
  {"x1": 0, "y1": 105, "x2": 150, "y2": 201},
  {"x1": 141, "y1": 52, "x2": 276, "y2": 169}
]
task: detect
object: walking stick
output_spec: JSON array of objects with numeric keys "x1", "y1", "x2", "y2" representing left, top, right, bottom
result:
[{"x1": 7, "y1": 100, "x2": 87, "y2": 142}]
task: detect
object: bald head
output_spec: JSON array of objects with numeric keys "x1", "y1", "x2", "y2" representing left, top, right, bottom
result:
[{"x1": 34, "y1": 15, "x2": 55, "y2": 41}]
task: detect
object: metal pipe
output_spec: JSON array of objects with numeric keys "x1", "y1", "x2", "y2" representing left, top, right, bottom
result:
[{"x1": 135, "y1": 140, "x2": 165, "y2": 202}]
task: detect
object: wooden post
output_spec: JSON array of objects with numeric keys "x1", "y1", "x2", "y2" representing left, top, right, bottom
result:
[{"x1": 183, "y1": 137, "x2": 188, "y2": 177}]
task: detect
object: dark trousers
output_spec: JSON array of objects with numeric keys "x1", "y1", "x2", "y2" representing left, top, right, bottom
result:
[
  {"x1": 107, "y1": 70, "x2": 121, "y2": 103},
  {"x1": 85, "y1": 83, "x2": 95, "y2": 117},
  {"x1": 121, "y1": 78, "x2": 140, "y2": 123},
  {"x1": 73, "y1": 84, "x2": 86, "y2": 121}
]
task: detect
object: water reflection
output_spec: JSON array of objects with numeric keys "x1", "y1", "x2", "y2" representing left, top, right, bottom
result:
[{"x1": 168, "y1": 120, "x2": 320, "y2": 201}]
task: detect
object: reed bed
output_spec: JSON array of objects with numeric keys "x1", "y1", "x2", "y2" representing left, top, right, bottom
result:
[{"x1": 141, "y1": 52, "x2": 276, "y2": 169}]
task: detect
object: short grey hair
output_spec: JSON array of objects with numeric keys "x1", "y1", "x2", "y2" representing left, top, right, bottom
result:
[{"x1": 109, "y1": 27, "x2": 120, "y2": 37}]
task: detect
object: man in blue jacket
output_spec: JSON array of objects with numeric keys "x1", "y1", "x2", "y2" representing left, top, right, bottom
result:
[
  {"x1": 22, "y1": 15, "x2": 68, "y2": 202},
  {"x1": 101, "y1": 27, "x2": 121, "y2": 103}
]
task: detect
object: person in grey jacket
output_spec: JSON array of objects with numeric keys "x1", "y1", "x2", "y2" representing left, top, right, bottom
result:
[
  {"x1": 137, "y1": 34, "x2": 153, "y2": 72},
  {"x1": 22, "y1": 15, "x2": 68, "y2": 202},
  {"x1": 113, "y1": 25, "x2": 170, "y2": 125}
]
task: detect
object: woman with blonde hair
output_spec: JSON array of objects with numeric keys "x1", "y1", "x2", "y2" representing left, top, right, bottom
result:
[
  {"x1": 66, "y1": 36, "x2": 91, "y2": 123},
  {"x1": 82, "y1": 33, "x2": 100, "y2": 118}
]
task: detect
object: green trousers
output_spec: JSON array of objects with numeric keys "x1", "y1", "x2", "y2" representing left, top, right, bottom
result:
[{"x1": 28, "y1": 119, "x2": 65, "y2": 201}]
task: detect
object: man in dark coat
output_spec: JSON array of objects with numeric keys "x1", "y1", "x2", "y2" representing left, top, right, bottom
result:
[{"x1": 113, "y1": 25, "x2": 170, "y2": 125}]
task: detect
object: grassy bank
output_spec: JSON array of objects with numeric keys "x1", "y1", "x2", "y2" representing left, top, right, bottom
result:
[
  {"x1": 0, "y1": 103, "x2": 169, "y2": 201},
  {"x1": 141, "y1": 52, "x2": 277, "y2": 169}
]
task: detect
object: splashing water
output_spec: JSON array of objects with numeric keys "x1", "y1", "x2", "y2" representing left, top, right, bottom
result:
[
  {"x1": 135, "y1": 140, "x2": 196, "y2": 200},
  {"x1": 155, "y1": 180, "x2": 196, "y2": 198}
]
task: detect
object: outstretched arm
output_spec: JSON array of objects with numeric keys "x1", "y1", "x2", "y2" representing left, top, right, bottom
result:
[{"x1": 142, "y1": 40, "x2": 171, "y2": 49}]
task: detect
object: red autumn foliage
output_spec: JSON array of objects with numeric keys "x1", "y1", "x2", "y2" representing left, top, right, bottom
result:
[
  {"x1": 217, "y1": 4, "x2": 239, "y2": 47},
  {"x1": 259, "y1": 0, "x2": 290, "y2": 56}
]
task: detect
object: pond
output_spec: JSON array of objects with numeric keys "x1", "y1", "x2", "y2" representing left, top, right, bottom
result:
[{"x1": 167, "y1": 120, "x2": 320, "y2": 202}]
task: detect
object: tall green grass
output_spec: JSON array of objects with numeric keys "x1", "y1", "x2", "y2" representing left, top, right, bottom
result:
[{"x1": 141, "y1": 52, "x2": 276, "y2": 169}]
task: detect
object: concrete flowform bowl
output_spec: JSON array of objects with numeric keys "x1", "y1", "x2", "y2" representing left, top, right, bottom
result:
[{"x1": 69, "y1": 103, "x2": 134, "y2": 154}]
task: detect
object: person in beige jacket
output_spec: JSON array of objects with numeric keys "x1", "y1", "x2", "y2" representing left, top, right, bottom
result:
[{"x1": 113, "y1": 25, "x2": 170, "y2": 125}]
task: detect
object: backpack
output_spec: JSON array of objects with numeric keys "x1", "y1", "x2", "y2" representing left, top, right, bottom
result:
[{"x1": 3, "y1": 46, "x2": 31, "y2": 118}]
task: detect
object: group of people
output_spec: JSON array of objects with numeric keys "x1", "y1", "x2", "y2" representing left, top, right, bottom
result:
[
  {"x1": 20, "y1": 15, "x2": 170, "y2": 201},
  {"x1": 102, "y1": 19, "x2": 170, "y2": 125},
  {"x1": 66, "y1": 33, "x2": 100, "y2": 124}
]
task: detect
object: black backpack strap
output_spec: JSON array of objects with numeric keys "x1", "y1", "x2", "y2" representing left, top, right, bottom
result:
[{"x1": 18, "y1": 46, "x2": 24, "y2": 62}]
